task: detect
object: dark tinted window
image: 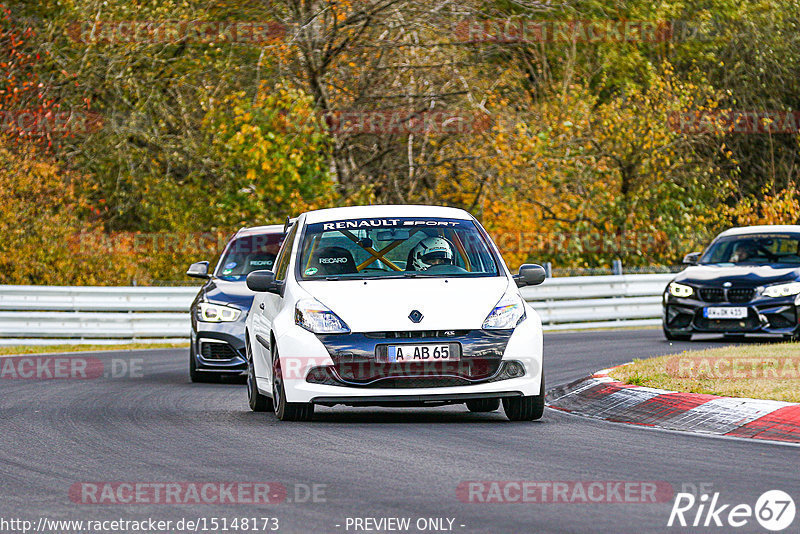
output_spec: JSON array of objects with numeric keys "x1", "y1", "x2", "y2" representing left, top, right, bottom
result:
[
  {"x1": 215, "y1": 233, "x2": 284, "y2": 280},
  {"x1": 700, "y1": 234, "x2": 800, "y2": 265}
]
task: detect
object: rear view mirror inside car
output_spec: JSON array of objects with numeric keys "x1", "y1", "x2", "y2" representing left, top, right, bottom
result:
[{"x1": 376, "y1": 229, "x2": 410, "y2": 241}]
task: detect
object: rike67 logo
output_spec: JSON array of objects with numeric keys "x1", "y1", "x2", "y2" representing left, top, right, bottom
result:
[{"x1": 668, "y1": 490, "x2": 796, "y2": 531}]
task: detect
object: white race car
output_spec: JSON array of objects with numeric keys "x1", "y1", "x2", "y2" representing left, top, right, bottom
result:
[{"x1": 244, "y1": 205, "x2": 546, "y2": 421}]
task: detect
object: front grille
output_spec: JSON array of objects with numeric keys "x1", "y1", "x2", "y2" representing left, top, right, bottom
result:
[
  {"x1": 364, "y1": 330, "x2": 468, "y2": 339},
  {"x1": 766, "y1": 313, "x2": 794, "y2": 328},
  {"x1": 315, "y1": 330, "x2": 512, "y2": 385},
  {"x1": 353, "y1": 376, "x2": 472, "y2": 388},
  {"x1": 728, "y1": 288, "x2": 754, "y2": 303},
  {"x1": 693, "y1": 309, "x2": 760, "y2": 331},
  {"x1": 334, "y1": 359, "x2": 500, "y2": 383},
  {"x1": 306, "y1": 363, "x2": 508, "y2": 388},
  {"x1": 200, "y1": 341, "x2": 239, "y2": 360},
  {"x1": 668, "y1": 313, "x2": 693, "y2": 328},
  {"x1": 699, "y1": 288, "x2": 724, "y2": 302},
  {"x1": 761, "y1": 306, "x2": 797, "y2": 329}
]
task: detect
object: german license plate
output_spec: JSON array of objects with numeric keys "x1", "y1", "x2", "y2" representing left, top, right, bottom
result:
[
  {"x1": 704, "y1": 307, "x2": 748, "y2": 319},
  {"x1": 379, "y1": 343, "x2": 460, "y2": 362}
]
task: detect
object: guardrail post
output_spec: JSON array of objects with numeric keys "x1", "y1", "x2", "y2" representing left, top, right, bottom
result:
[
  {"x1": 544, "y1": 262, "x2": 552, "y2": 278},
  {"x1": 612, "y1": 259, "x2": 623, "y2": 276}
]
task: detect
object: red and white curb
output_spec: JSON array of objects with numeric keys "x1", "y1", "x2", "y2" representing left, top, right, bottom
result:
[{"x1": 546, "y1": 368, "x2": 800, "y2": 444}]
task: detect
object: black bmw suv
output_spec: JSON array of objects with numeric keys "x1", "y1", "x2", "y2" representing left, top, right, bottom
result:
[
  {"x1": 186, "y1": 225, "x2": 284, "y2": 382},
  {"x1": 663, "y1": 225, "x2": 800, "y2": 341}
]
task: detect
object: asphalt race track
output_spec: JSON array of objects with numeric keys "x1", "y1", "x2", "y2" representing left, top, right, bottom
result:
[{"x1": 1, "y1": 329, "x2": 798, "y2": 533}]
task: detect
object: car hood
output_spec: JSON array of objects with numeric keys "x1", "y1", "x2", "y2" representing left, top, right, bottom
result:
[
  {"x1": 298, "y1": 277, "x2": 511, "y2": 332},
  {"x1": 674, "y1": 265, "x2": 800, "y2": 287},
  {"x1": 203, "y1": 278, "x2": 255, "y2": 309}
]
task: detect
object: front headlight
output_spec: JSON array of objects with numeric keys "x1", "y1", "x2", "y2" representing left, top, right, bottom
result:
[
  {"x1": 295, "y1": 298, "x2": 350, "y2": 334},
  {"x1": 482, "y1": 291, "x2": 526, "y2": 330},
  {"x1": 668, "y1": 282, "x2": 694, "y2": 298},
  {"x1": 762, "y1": 282, "x2": 800, "y2": 298},
  {"x1": 197, "y1": 302, "x2": 242, "y2": 322}
]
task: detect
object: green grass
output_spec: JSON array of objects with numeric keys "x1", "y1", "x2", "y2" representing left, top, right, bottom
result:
[
  {"x1": 610, "y1": 342, "x2": 800, "y2": 403},
  {"x1": 0, "y1": 342, "x2": 188, "y2": 356}
]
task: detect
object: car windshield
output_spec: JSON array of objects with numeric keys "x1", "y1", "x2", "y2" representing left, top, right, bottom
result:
[
  {"x1": 297, "y1": 217, "x2": 500, "y2": 280},
  {"x1": 215, "y1": 233, "x2": 284, "y2": 280},
  {"x1": 699, "y1": 233, "x2": 800, "y2": 265}
]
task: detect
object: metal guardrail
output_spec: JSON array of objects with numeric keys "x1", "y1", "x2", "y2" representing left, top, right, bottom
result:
[
  {"x1": 520, "y1": 274, "x2": 673, "y2": 331},
  {"x1": 0, "y1": 274, "x2": 674, "y2": 344},
  {"x1": 0, "y1": 286, "x2": 197, "y2": 345}
]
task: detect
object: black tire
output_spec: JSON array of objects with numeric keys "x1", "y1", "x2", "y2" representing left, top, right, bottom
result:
[
  {"x1": 247, "y1": 340, "x2": 272, "y2": 412},
  {"x1": 503, "y1": 376, "x2": 545, "y2": 421},
  {"x1": 466, "y1": 398, "x2": 500, "y2": 412},
  {"x1": 272, "y1": 347, "x2": 314, "y2": 421},
  {"x1": 189, "y1": 344, "x2": 215, "y2": 383},
  {"x1": 663, "y1": 327, "x2": 692, "y2": 341}
]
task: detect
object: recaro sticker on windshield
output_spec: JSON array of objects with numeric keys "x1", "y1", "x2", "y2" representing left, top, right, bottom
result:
[{"x1": 321, "y1": 218, "x2": 463, "y2": 231}]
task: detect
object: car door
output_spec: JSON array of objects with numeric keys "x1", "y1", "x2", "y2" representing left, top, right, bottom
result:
[{"x1": 252, "y1": 222, "x2": 299, "y2": 380}]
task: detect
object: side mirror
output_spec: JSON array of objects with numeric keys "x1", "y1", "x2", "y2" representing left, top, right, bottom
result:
[
  {"x1": 682, "y1": 252, "x2": 701, "y2": 265},
  {"x1": 515, "y1": 264, "x2": 547, "y2": 287},
  {"x1": 186, "y1": 261, "x2": 210, "y2": 279},
  {"x1": 246, "y1": 270, "x2": 280, "y2": 294}
]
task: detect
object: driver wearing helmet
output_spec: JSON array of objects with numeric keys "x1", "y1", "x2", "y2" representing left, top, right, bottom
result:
[{"x1": 409, "y1": 236, "x2": 455, "y2": 271}]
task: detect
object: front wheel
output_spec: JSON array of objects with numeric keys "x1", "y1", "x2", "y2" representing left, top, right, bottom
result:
[
  {"x1": 189, "y1": 344, "x2": 215, "y2": 383},
  {"x1": 663, "y1": 327, "x2": 692, "y2": 341},
  {"x1": 272, "y1": 348, "x2": 314, "y2": 421},
  {"x1": 503, "y1": 376, "x2": 545, "y2": 421},
  {"x1": 247, "y1": 341, "x2": 272, "y2": 412}
]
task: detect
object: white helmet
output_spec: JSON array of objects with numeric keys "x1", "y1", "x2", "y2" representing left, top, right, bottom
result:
[{"x1": 411, "y1": 236, "x2": 454, "y2": 271}]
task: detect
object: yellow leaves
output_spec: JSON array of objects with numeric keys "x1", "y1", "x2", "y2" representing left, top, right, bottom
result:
[{"x1": 728, "y1": 186, "x2": 800, "y2": 226}]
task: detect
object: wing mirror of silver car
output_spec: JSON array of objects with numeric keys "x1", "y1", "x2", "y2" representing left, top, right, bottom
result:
[
  {"x1": 515, "y1": 264, "x2": 547, "y2": 287},
  {"x1": 682, "y1": 252, "x2": 701, "y2": 265},
  {"x1": 246, "y1": 270, "x2": 281, "y2": 294},
  {"x1": 186, "y1": 261, "x2": 210, "y2": 279}
]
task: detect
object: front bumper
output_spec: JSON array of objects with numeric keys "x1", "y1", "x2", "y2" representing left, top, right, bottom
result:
[
  {"x1": 312, "y1": 390, "x2": 524, "y2": 407},
  {"x1": 663, "y1": 292, "x2": 800, "y2": 336},
  {"x1": 191, "y1": 321, "x2": 247, "y2": 374},
  {"x1": 271, "y1": 308, "x2": 544, "y2": 404}
]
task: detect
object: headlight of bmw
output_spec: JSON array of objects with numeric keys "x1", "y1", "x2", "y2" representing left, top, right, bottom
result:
[
  {"x1": 483, "y1": 291, "x2": 526, "y2": 330},
  {"x1": 295, "y1": 298, "x2": 350, "y2": 334},
  {"x1": 762, "y1": 282, "x2": 800, "y2": 298},
  {"x1": 197, "y1": 302, "x2": 242, "y2": 322},
  {"x1": 668, "y1": 282, "x2": 694, "y2": 298}
]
